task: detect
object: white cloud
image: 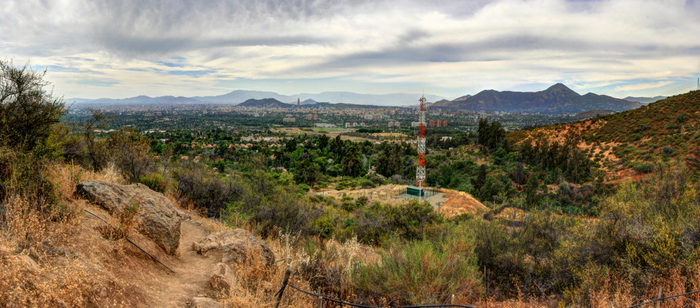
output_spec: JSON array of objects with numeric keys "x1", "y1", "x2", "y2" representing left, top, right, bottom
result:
[
  {"x1": 1, "y1": 0, "x2": 698, "y2": 99},
  {"x1": 614, "y1": 81, "x2": 674, "y2": 92}
]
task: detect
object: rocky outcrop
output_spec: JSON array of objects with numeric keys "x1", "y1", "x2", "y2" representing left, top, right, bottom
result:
[
  {"x1": 76, "y1": 180, "x2": 184, "y2": 255},
  {"x1": 190, "y1": 297, "x2": 221, "y2": 308},
  {"x1": 18, "y1": 255, "x2": 39, "y2": 272},
  {"x1": 210, "y1": 262, "x2": 235, "y2": 291},
  {"x1": 193, "y1": 229, "x2": 275, "y2": 266}
]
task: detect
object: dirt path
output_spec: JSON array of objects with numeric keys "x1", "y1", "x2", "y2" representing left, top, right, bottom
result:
[{"x1": 149, "y1": 220, "x2": 220, "y2": 307}]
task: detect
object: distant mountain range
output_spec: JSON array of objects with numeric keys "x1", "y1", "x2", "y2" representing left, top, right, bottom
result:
[
  {"x1": 237, "y1": 98, "x2": 293, "y2": 109},
  {"x1": 623, "y1": 96, "x2": 667, "y2": 105},
  {"x1": 68, "y1": 84, "x2": 660, "y2": 113},
  {"x1": 70, "y1": 90, "x2": 445, "y2": 107},
  {"x1": 428, "y1": 84, "x2": 641, "y2": 113},
  {"x1": 238, "y1": 98, "x2": 392, "y2": 109}
]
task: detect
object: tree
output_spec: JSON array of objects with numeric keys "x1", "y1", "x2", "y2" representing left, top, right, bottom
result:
[
  {"x1": 0, "y1": 61, "x2": 66, "y2": 205},
  {"x1": 342, "y1": 145, "x2": 364, "y2": 177},
  {"x1": 109, "y1": 128, "x2": 156, "y2": 183},
  {"x1": 330, "y1": 135, "x2": 344, "y2": 159},
  {"x1": 471, "y1": 164, "x2": 487, "y2": 193},
  {"x1": 81, "y1": 109, "x2": 112, "y2": 171},
  {"x1": 477, "y1": 118, "x2": 506, "y2": 151},
  {"x1": 295, "y1": 158, "x2": 319, "y2": 188},
  {"x1": 0, "y1": 60, "x2": 66, "y2": 152},
  {"x1": 285, "y1": 137, "x2": 297, "y2": 153}
]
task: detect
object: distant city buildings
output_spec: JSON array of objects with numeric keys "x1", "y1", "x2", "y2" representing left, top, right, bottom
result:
[
  {"x1": 283, "y1": 117, "x2": 295, "y2": 123},
  {"x1": 315, "y1": 123, "x2": 337, "y2": 128},
  {"x1": 387, "y1": 121, "x2": 401, "y2": 128}
]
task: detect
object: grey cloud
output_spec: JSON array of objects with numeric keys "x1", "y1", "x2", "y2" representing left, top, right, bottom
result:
[
  {"x1": 92, "y1": 32, "x2": 330, "y2": 57},
  {"x1": 297, "y1": 33, "x2": 700, "y2": 73}
]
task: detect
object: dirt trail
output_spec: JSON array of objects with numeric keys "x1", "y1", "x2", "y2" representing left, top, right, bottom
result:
[{"x1": 148, "y1": 220, "x2": 220, "y2": 307}]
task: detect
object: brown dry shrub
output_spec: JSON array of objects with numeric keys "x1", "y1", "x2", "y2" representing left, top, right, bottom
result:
[
  {"x1": 46, "y1": 161, "x2": 125, "y2": 201},
  {"x1": 0, "y1": 196, "x2": 105, "y2": 306},
  {"x1": 221, "y1": 232, "x2": 315, "y2": 308}
]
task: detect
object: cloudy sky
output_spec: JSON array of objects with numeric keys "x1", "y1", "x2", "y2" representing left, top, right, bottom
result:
[{"x1": 1, "y1": 0, "x2": 699, "y2": 101}]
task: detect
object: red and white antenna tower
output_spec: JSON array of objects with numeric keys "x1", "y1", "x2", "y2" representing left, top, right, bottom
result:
[{"x1": 416, "y1": 96, "x2": 427, "y2": 189}]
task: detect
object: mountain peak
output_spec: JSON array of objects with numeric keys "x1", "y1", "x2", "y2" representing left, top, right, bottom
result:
[
  {"x1": 544, "y1": 83, "x2": 580, "y2": 97},
  {"x1": 547, "y1": 83, "x2": 572, "y2": 91}
]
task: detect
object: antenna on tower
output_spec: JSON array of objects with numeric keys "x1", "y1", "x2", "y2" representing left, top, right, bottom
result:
[
  {"x1": 415, "y1": 95, "x2": 427, "y2": 201},
  {"x1": 697, "y1": 78, "x2": 699, "y2": 91}
]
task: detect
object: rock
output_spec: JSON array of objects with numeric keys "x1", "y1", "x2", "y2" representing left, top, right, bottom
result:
[
  {"x1": 190, "y1": 297, "x2": 221, "y2": 308},
  {"x1": 193, "y1": 229, "x2": 275, "y2": 266},
  {"x1": 0, "y1": 245, "x2": 11, "y2": 258},
  {"x1": 76, "y1": 180, "x2": 183, "y2": 255},
  {"x1": 19, "y1": 254, "x2": 38, "y2": 272},
  {"x1": 210, "y1": 262, "x2": 235, "y2": 291}
]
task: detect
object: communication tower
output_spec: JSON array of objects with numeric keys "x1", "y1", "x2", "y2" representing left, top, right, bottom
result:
[{"x1": 416, "y1": 96, "x2": 427, "y2": 189}]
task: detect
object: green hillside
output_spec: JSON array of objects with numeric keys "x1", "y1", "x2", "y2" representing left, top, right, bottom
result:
[{"x1": 582, "y1": 90, "x2": 700, "y2": 164}]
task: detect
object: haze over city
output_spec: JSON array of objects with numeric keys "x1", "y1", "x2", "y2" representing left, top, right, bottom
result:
[{"x1": 2, "y1": 0, "x2": 699, "y2": 100}]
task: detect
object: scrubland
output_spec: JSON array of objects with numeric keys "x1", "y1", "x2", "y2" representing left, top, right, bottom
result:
[{"x1": 3, "y1": 61, "x2": 700, "y2": 307}]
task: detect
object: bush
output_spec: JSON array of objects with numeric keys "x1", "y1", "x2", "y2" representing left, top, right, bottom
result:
[
  {"x1": 352, "y1": 228, "x2": 481, "y2": 305},
  {"x1": 633, "y1": 162, "x2": 654, "y2": 174},
  {"x1": 139, "y1": 173, "x2": 169, "y2": 193},
  {"x1": 109, "y1": 129, "x2": 156, "y2": 183},
  {"x1": 0, "y1": 61, "x2": 66, "y2": 207},
  {"x1": 662, "y1": 146, "x2": 674, "y2": 155},
  {"x1": 0, "y1": 60, "x2": 67, "y2": 152},
  {"x1": 173, "y1": 162, "x2": 244, "y2": 217}
]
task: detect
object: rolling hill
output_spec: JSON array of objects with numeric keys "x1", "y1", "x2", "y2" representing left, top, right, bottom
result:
[
  {"x1": 237, "y1": 98, "x2": 293, "y2": 108},
  {"x1": 623, "y1": 95, "x2": 667, "y2": 105},
  {"x1": 509, "y1": 90, "x2": 700, "y2": 176},
  {"x1": 431, "y1": 83, "x2": 641, "y2": 113}
]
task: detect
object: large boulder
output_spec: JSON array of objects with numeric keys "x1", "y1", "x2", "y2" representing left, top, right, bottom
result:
[
  {"x1": 193, "y1": 229, "x2": 275, "y2": 266},
  {"x1": 210, "y1": 262, "x2": 235, "y2": 291},
  {"x1": 190, "y1": 297, "x2": 221, "y2": 308},
  {"x1": 76, "y1": 180, "x2": 183, "y2": 255}
]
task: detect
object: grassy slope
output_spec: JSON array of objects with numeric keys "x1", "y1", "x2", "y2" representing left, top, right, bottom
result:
[{"x1": 508, "y1": 90, "x2": 700, "y2": 177}]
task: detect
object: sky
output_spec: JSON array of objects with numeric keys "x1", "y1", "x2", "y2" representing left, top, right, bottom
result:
[{"x1": 1, "y1": 0, "x2": 699, "y2": 101}]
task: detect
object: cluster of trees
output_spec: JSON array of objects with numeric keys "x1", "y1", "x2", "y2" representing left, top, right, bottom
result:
[{"x1": 477, "y1": 118, "x2": 507, "y2": 151}]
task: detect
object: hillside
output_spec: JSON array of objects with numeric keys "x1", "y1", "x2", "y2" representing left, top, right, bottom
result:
[
  {"x1": 510, "y1": 90, "x2": 700, "y2": 177},
  {"x1": 623, "y1": 95, "x2": 667, "y2": 104},
  {"x1": 431, "y1": 83, "x2": 641, "y2": 113},
  {"x1": 237, "y1": 98, "x2": 293, "y2": 108},
  {"x1": 572, "y1": 109, "x2": 615, "y2": 119},
  {"x1": 581, "y1": 90, "x2": 700, "y2": 161}
]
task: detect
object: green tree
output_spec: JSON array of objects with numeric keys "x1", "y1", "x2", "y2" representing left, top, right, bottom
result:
[
  {"x1": 318, "y1": 134, "x2": 330, "y2": 149},
  {"x1": 342, "y1": 145, "x2": 364, "y2": 177},
  {"x1": 471, "y1": 164, "x2": 487, "y2": 193},
  {"x1": 285, "y1": 137, "x2": 297, "y2": 153},
  {"x1": 81, "y1": 109, "x2": 112, "y2": 171},
  {"x1": 0, "y1": 60, "x2": 67, "y2": 152},
  {"x1": 331, "y1": 135, "x2": 344, "y2": 159},
  {"x1": 295, "y1": 158, "x2": 320, "y2": 188}
]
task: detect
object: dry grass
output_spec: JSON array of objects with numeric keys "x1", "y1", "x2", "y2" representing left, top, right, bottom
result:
[
  {"x1": 46, "y1": 161, "x2": 126, "y2": 201},
  {"x1": 0, "y1": 195, "x2": 138, "y2": 307},
  {"x1": 219, "y1": 232, "x2": 380, "y2": 307},
  {"x1": 0, "y1": 162, "x2": 148, "y2": 307}
]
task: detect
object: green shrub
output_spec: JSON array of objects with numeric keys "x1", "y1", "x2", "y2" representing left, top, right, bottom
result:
[
  {"x1": 359, "y1": 178, "x2": 375, "y2": 188},
  {"x1": 173, "y1": 162, "x2": 244, "y2": 217},
  {"x1": 633, "y1": 162, "x2": 654, "y2": 174},
  {"x1": 352, "y1": 228, "x2": 481, "y2": 305},
  {"x1": 139, "y1": 173, "x2": 168, "y2": 193},
  {"x1": 662, "y1": 146, "x2": 674, "y2": 155}
]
